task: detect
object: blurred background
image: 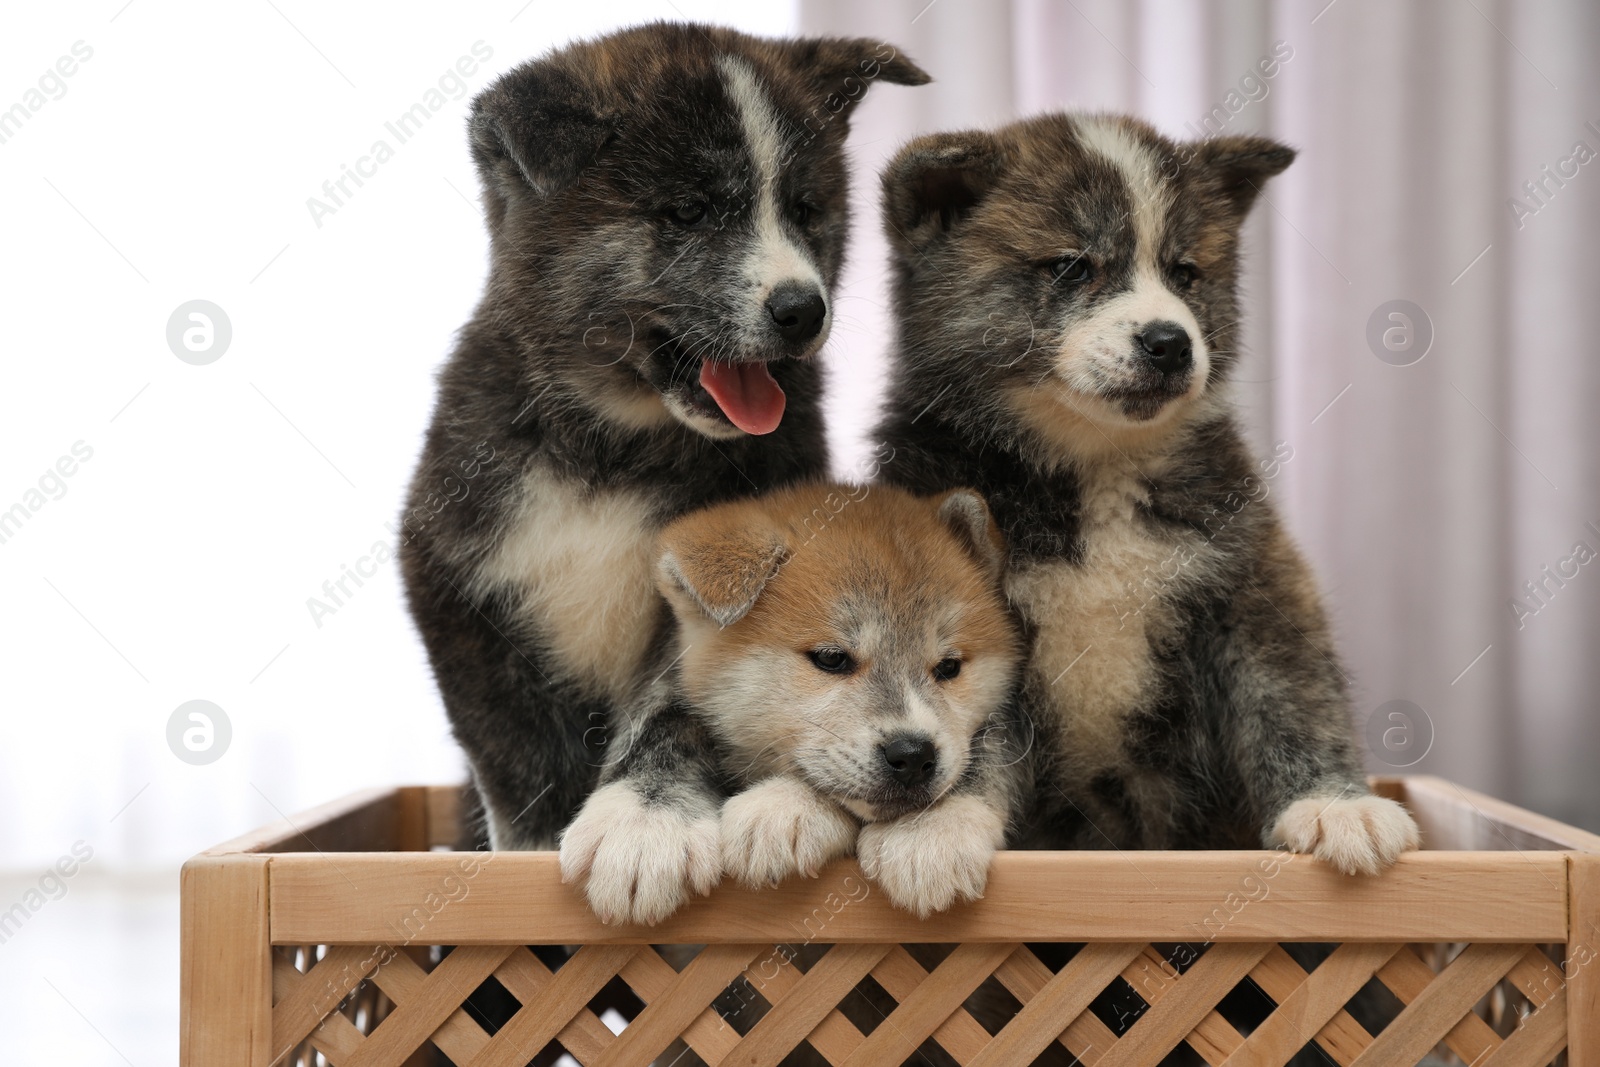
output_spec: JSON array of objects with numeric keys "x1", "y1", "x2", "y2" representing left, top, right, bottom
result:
[{"x1": 1, "y1": 1, "x2": 1595, "y2": 1061}]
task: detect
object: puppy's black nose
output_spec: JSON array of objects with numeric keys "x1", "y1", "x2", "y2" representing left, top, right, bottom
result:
[
  {"x1": 881, "y1": 734, "x2": 938, "y2": 788},
  {"x1": 766, "y1": 283, "x2": 826, "y2": 343},
  {"x1": 1136, "y1": 322, "x2": 1193, "y2": 375}
]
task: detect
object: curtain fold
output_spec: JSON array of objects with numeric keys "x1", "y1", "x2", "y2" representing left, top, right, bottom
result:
[{"x1": 801, "y1": 0, "x2": 1600, "y2": 829}]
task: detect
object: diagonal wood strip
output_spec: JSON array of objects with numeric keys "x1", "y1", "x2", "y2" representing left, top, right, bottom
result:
[
  {"x1": 839, "y1": 942, "x2": 1018, "y2": 1067},
  {"x1": 991, "y1": 945, "x2": 1120, "y2": 1065},
  {"x1": 365, "y1": 949, "x2": 498, "y2": 1066},
  {"x1": 871, "y1": 946, "x2": 996, "y2": 1065},
  {"x1": 724, "y1": 944, "x2": 892, "y2": 1067},
  {"x1": 345, "y1": 946, "x2": 513, "y2": 1067},
  {"x1": 618, "y1": 944, "x2": 746, "y2": 1064},
  {"x1": 1503, "y1": 947, "x2": 1569, "y2": 1013},
  {"x1": 1096, "y1": 942, "x2": 1268, "y2": 1067},
  {"x1": 1243, "y1": 945, "x2": 1378, "y2": 1067},
  {"x1": 271, "y1": 951, "x2": 367, "y2": 1065},
  {"x1": 469, "y1": 944, "x2": 637, "y2": 1067},
  {"x1": 271, "y1": 945, "x2": 385, "y2": 1058},
  {"x1": 1120, "y1": 945, "x2": 1245, "y2": 1065},
  {"x1": 1355, "y1": 942, "x2": 1529, "y2": 1067},
  {"x1": 971, "y1": 942, "x2": 1146, "y2": 1067},
  {"x1": 1477, "y1": 994, "x2": 1569, "y2": 1067},
  {"x1": 742, "y1": 943, "x2": 871, "y2": 1063},
  {"x1": 1221, "y1": 943, "x2": 1400, "y2": 1067},
  {"x1": 598, "y1": 943, "x2": 762, "y2": 1067},
  {"x1": 489, "y1": 946, "x2": 622, "y2": 1066}
]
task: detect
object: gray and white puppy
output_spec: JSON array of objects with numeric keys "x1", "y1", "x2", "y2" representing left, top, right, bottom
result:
[
  {"x1": 872, "y1": 114, "x2": 1420, "y2": 873},
  {"x1": 400, "y1": 24, "x2": 929, "y2": 855}
]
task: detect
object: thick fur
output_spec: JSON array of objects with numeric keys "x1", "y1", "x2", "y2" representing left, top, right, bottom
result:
[
  {"x1": 400, "y1": 23, "x2": 930, "y2": 852},
  {"x1": 872, "y1": 113, "x2": 1419, "y2": 874},
  {"x1": 559, "y1": 482, "x2": 1024, "y2": 923}
]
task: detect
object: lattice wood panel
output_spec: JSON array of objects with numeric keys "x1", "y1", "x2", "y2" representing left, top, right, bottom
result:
[{"x1": 267, "y1": 938, "x2": 1571, "y2": 1067}]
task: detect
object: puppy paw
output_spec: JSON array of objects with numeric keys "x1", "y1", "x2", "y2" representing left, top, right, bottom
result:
[
  {"x1": 558, "y1": 781, "x2": 720, "y2": 926},
  {"x1": 1268, "y1": 793, "x2": 1421, "y2": 876},
  {"x1": 857, "y1": 795, "x2": 1006, "y2": 918},
  {"x1": 720, "y1": 777, "x2": 858, "y2": 887}
]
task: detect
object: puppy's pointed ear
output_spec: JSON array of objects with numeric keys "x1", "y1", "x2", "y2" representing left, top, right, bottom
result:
[
  {"x1": 786, "y1": 35, "x2": 930, "y2": 91},
  {"x1": 658, "y1": 508, "x2": 788, "y2": 628},
  {"x1": 882, "y1": 131, "x2": 1006, "y2": 254},
  {"x1": 1188, "y1": 135, "x2": 1295, "y2": 216},
  {"x1": 761, "y1": 37, "x2": 928, "y2": 132},
  {"x1": 470, "y1": 62, "x2": 616, "y2": 198},
  {"x1": 935, "y1": 488, "x2": 1006, "y2": 580}
]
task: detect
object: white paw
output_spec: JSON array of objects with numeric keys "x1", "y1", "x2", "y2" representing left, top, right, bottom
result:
[
  {"x1": 720, "y1": 777, "x2": 858, "y2": 887},
  {"x1": 1268, "y1": 793, "x2": 1421, "y2": 876},
  {"x1": 857, "y1": 795, "x2": 1006, "y2": 918},
  {"x1": 558, "y1": 781, "x2": 720, "y2": 926}
]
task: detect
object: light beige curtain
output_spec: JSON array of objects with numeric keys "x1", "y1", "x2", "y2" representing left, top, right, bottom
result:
[{"x1": 803, "y1": 0, "x2": 1600, "y2": 830}]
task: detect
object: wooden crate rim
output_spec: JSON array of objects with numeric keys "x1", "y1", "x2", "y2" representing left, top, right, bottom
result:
[
  {"x1": 182, "y1": 775, "x2": 1599, "y2": 947},
  {"x1": 198, "y1": 774, "x2": 1600, "y2": 859}
]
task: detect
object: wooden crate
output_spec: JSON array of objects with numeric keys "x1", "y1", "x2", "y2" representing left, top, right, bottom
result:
[{"x1": 181, "y1": 776, "x2": 1600, "y2": 1067}]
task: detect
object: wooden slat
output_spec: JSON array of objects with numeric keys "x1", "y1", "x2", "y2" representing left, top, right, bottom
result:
[
  {"x1": 1244, "y1": 945, "x2": 1379, "y2": 1066},
  {"x1": 973, "y1": 943, "x2": 1145, "y2": 1067},
  {"x1": 271, "y1": 945, "x2": 382, "y2": 1057},
  {"x1": 871, "y1": 946, "x2": 996, "y2": 1064},
  {"x1": 598, "y1": 943, "x2": 761, "y2": 1067},
  {"x1": 1120, "y1": 945, "x2": 1244, "y2": 1064},
  {"x1": 395, "y1": 788, "x2": 430, "y2": 851},
  {"x1": 726, "y1": 944, "x2": 891, "y2": 1067},
  {"x1": 617, "y1": 944, "x2": 743, "y2": 1064},
  {"x1": 267, "y1": 851, "x2": 1570, "y2": 945},
  {"x1": 1479, "y1": 994, "x2": 1569, "y2": 1067},
  {"x1": 1571, "y1": 852, "x2": 1600, "y2": 1067},
  {"x1": 210, "y1": 787, "x2": 402, "y2": 855},
  {"x1": 1223, "y1": 942, "x2": 1399, "y2": 1067},
  {"x1": 1505, "y1": 947, "x2": 1567, "y2": 1009},
  {"x1": 744, "y1": 944, "x2": 870, "y2": 1063},
  {"x1": 1395, "y1": 776, "x2": 1600, "y2": 853},
  {"x1": 181, "y1": 855, "x2": 273, "y2": 1067},
  {"x1": 344, "y1": 946, "x2": 511, "y2": 1067},
  {"x1": 364, "y1": 950, "x2": 496, "y2": 1066},
  {"x1": 471, "y1": 945, "x2": 634, "y2": 1067},
  {"x1": 1097, "y1": 942, "x2": 1269, "y2": 1067},
  {"x1": 1356, "y1": 942, "x2": 1528, "y2": 1067},
  {"x1": 992, "y1": 945, "x2": 1121, "y2": 1064},
  {"x1": 840, "y1": 942, "x2": 1017, "y2": 1067},
  {"x1": 271, "y1": 951, "x2": 367, "y2": 1064},
  {"x1": 1374, "y1": 944, "x2": 1511, "y2": 1064},
  {"x1": 425, "y1": 786, "x2": 462, "y2": 849},
  {"x1": 491, "y1": 946, "x2": 621, "y2": 1065}
]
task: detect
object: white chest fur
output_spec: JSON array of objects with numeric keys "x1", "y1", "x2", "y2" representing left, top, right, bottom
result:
[
  {"x1": 470, "y1": 468, "x2": 662, "y2": 702},
  {"x1": 1007, "y1": 464, "x2": 1204, "y2": 765}
]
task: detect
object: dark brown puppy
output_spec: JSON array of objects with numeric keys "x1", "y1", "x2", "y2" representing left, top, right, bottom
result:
[
  {"x1": 400, "y1": 23, "x2": 928, "y2": 857},
  {"x1": 873, "y1": 114, "x2": 1420, "y2": 873}
]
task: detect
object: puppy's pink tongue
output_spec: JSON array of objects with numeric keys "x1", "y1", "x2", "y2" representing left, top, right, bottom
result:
[{"x1": 698, "y1": 360, "x2": 786, "y2": 435}]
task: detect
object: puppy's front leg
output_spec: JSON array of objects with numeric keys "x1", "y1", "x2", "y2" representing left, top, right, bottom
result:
[
  {"x1": 720, "y1": 775, "x2": 859, "y2": 887},
  {"x1": 559, "y1": 704, "x2": 723, "y2": 926},
  {"x1": 1226, "y1": 581, "x2": 1420, "y2": 874},
  {"x1": 857, "y1": 735, "x2": 1024, "y2": 917},
  {"x1": 857, "y1": 794, "x2": 1007, "y2": 918}
]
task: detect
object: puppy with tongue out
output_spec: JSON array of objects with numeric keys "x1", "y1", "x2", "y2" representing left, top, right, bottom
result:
[{"x1": 399, "y1": 22, "x2": 931, "y2": 892}]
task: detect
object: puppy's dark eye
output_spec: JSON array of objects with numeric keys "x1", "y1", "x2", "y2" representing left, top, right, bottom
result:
[
  {"x1": 808, "y1": 647, "x2": 855, "y2": 674},
  {"x1": 1171, "y1": 263, "x2": 1198, "y2": 290},
  {"x1": 933, "y1": 657, "x2": 962, "y2": 681},
  {"x1": 792, "y1": 200, "x2": 818, "y2": 226},
  {"x1": 669, "y1": 201, "x2": 711, "y2": 228},
  {"x1": 1049, "y1": 255, "x2": 1094, "y2": 285}
]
